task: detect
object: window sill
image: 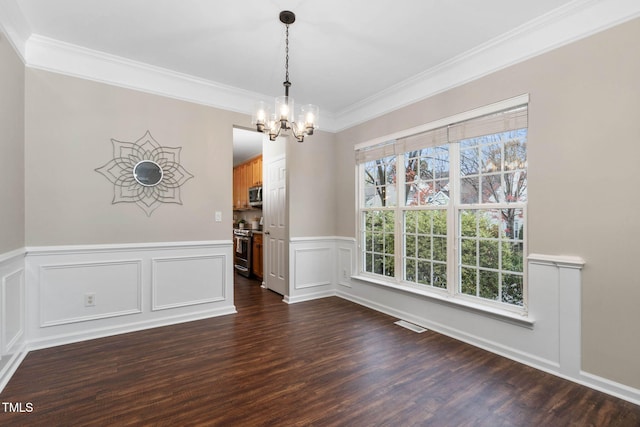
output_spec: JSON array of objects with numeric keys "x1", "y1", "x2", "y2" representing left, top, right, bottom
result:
[{"x1": 350, "y1": 274, "x2": 535, "y2": 329}]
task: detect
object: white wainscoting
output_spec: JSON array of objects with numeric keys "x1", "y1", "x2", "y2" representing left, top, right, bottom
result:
[
  {"x1": 0, "y1": 248, "x2": 28, "y2": 393},
  {"x1": 39, "y1": 259, "x2": 142, "y2": 326},
  {"x1": 286, "y1": 238, "x2": 339, "y2": 303},
  {"x1": 151, "y1": 254, "x2": 226, "y2": 310},
  {"x1": 25, "y1": 241, "x2": 235, "y2": 350},
  {"x1": 286, "y1": 236, "x2": 640, "y2": 405}
]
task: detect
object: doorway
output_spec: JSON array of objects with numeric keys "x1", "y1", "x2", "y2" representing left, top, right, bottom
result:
[{"x1": 232, "y1": 127, "x2": 288, "y2": 297}]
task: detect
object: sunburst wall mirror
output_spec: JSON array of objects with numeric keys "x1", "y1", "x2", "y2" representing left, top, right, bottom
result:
[{"x1": 95, "y1": 131, "x2": 194, "y2": 216}]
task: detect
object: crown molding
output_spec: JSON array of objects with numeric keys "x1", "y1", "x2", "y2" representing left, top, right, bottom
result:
[
  {"x1": 0, "y1": 0, "x2": 31, "y2": 62},
  {"x1": 330, "y1": 0, "x2": 640, "y2": 131},
  {"x1": 3, "y1": 0, "x2": 639, "y2": 133},
  {"x1": 25, "y1": 34, "x2": 271, "y2": 117}
]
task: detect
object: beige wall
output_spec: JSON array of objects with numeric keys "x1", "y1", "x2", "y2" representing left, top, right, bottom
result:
[
  {"x1": 25, "y1": 69, "x2": 250, "y2": 246},
  {"x1": 335, "y1": 18, "x2": 640, "y2": 389},
  {"x1": 287, "y1": 130, "x2": 336, "y2": 238},
  {"x1": 0, "y1": 33, "x2": 25, "y2": 253}
]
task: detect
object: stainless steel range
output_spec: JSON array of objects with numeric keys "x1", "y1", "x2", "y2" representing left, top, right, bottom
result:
[{"x1": 233, "y1": 228, "x2": 252, "y2": 277}]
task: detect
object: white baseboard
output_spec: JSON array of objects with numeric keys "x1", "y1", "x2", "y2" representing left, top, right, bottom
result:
[
  {"x1": 27, "y1": 305, "x2": 236, "y2": 351},
  {"x1": 0, "y1": 341, "x2": 28, "y2": 393},
  {"x1": 284, "y1": 290, "x2": 335, "y2": 304},
  {"x1": 578, "y1": 370, "x2": 640, "y2": 406}
]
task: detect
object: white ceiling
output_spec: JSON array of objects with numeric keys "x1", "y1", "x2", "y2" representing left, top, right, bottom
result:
[
  {"x1": 1, "y1": 0, "x2": 639, "y2": 131},
  {"x1": 233, "y1": 128, "x2": 263, "y2": 166}
]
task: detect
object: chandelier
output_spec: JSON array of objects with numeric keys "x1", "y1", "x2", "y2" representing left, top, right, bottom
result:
[{"x1": 252, "y1": 11, "x2": 319, "y2": 143}]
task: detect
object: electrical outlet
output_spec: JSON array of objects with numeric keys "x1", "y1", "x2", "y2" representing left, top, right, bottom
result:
[
  {"x1": 215, "y1": 211, "x2": 222, "y2": 222},
  {"x1": 342, "y1": 269, "x2": 348, "y2": 278},
  {"x1": 85, "y1": 293, "x2": 95, "y2": 307}
]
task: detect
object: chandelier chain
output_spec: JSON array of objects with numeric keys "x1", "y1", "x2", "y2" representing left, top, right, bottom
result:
[{"x1": 285, "y1": 23, "x2": 290, "y2": 84}]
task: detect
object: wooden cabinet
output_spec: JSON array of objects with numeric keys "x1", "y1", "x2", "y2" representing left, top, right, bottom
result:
[
  {"x1": 252, "y1": 232, "x2": 263, "y2": 280},
  {"x1": 233, "y1": 155, "x2": 262, "y2": 210},
  {"x1": 250, "y1": 156, "x2": 262, "y2": 186}
]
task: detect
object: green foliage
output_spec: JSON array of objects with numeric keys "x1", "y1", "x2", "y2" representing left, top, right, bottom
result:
[
  {"x1": 404, "y1": 209, "x2": 447, "y2": 287},
  {"x1": 459, "y1": 210, "x2": 524, "y2": 305},
  {"x1": 363, "y1": 210, "x2": 395, "y2": 277}
]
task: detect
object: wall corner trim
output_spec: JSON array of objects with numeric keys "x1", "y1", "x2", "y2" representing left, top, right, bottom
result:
[{"x1": 527, "y1": 253, "x2": 585, "y2": 269}]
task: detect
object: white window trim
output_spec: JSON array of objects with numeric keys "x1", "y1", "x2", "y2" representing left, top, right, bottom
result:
[{"x1": 354, "y1": 94, "x2": 530, "y2": 321}]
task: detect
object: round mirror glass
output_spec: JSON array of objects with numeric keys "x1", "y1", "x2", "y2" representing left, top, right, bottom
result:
[{"x1": 133, "y1": 160, "x2": 163, "y2": 186}]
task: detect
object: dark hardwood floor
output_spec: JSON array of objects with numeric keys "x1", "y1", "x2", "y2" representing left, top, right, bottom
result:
[{"x1": 1, "y1": 274, "x2": 639, "y2": 426}]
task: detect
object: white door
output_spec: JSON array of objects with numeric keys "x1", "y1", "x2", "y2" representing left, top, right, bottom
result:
[{"x1": 264, "y1": 156, "x2": 287, "y2": 296}]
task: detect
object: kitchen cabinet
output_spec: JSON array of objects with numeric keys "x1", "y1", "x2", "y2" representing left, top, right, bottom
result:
[
  {"x1": 233, "y1": 155, "x2": 262, "y2": 210},
  {"x1": 252, "y1": 232, "x2": 263, "y2": 280},
  {"x1": 250, "y1": 156, "x2": 262, "y2": 186}
]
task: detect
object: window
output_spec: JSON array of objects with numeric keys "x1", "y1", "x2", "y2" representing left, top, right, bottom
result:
[{"x1": 356, "y1": 100, "x2": 528, "y2": 311}]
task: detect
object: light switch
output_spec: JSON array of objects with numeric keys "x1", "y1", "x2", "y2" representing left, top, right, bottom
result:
[{"x1": 215, "y1": 211, "x2": 222, "y2": 222}]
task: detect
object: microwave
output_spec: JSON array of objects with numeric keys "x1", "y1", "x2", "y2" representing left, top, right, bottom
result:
[{"x1": 248, "y1": 186, "x2": 262, "y2": 207}]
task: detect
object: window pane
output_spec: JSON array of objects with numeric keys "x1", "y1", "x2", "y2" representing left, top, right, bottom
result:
[
  {"x1": 433, "y1": 210, "x2": 447, "y2": 235},
  {"x1": 460, "y1": 210, "x2": 477, "y2": 237},
  {"x1": 417, "y1": 261, "x2": 431, "y2": 285},
  {"x1": 405, "y1": 210, "x2": 417, "y2": 231},
  {"x1": 502, "y1": 274, "x2": 523, "y2": 306},
  {"x1": 478, "y1": 211, "x2": 499, "y2": 238},
  {"x1": 479, "y1": 270, "x2": 499, "y2": 300},
  {"x1": 502, "y1": 241, "x2": 523, "y2": 273},
  {"x1": 384, "y1": 255, "x2": 395, "y2": 277},
  {"x1": 460, "y1": 148, "x2": 479, "y2": 175},
  {"x1": 373, "y1": 254, "x2": 384, "y2": 275},
  {"x1": 460, "y1": 130, "x2": 527, "y2": 206},
  {"x1": 504, "y1": 172, "x2": 527, "y2": 202},
  {"x1": 500, "y1": 208, "x2": 524, "y2": 240},
  {"x1": 417, "y1": 236, "x2": 431, "y2": 259},
  {"x1": 458, "y1": 208, "x2": 525, "y2": 307},
  {"x1": 405, "y1": 258, "x2": 416, "y2": 282},
  {"x1": 417, "y1": 211, "x2": 432, "y2": 234},
  {"x1": 481, "y1": 174, "x2": 502, "y2": 203},
  {"x1": 362, "y1": 210, "x2": 395, "y2": 277},
  {"x1": 481, "y1": 144, "x2": 502, "y2": 173},
  {"x1": 384, "y1": 232, "x2": 395, "y2": 255},
  {"x1": 504, "y1": 133, "x2": 527, "y2": 171},
  {"x1": 460, "y1": 177, "x2": 479, "y2": 204},
  {"x1": 433, "y1": 263, "x2": 447, "y2": 289},
  {"x1": 433, "y1": 237, "x2": 447, "y2": 262},
  {"x1": 405, "y1": 235, "x2": 416, "y2": 257},
  {"x1": 373, "y1": 233, "x2": 383, "y2": 252},
  {"x1": 461, "y1": 267, "x2": 476, "y2": 295},
  {"x1": 461, "y1": 239, "x2": 476, "y2": 266},
  {"x1": 365, "y1": 232, "x2": 373, "y2": 252},
  {"x1": 433, "y1": 147, "x2": 450, "y2": 178},
  {"x1": 404, "y1": 146, "x2": 449, "y2": 207},
  {"x1": 478, "y1": 240, "x2": 499, "y2": 269},
  {"x1": 363, "y1": 156, "x2": 396, "y2": 207}
]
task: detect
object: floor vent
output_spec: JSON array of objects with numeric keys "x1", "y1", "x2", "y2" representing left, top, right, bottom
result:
[{"x1": 394, "y1": 320, "x2": 427, "y2": 333}]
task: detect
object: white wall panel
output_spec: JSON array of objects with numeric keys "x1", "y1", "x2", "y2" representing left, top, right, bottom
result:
[
  {"x1": 2, "y1": 268, "x2": 24, "y2": 353},
  {"x1": 25, "y1": 241, "x2": 235, "y2": 349},
  {"x1": 337, "y1": 238, "x2": 356, "y2": 288},
  {"x1": 39, "y1": 260, "x2": 142, "y2": 326},
  {"x1": 293, "y1": 248, "x2": 332, "y2": 289},
  {"x1": 0, "y1": 249, "x2": 28, "y2": 394},
  {"x1": 152, "y1": 255, "x2": 225, "y2": 310},
  {"x1": 287, "y1": 238, "x2": 336, "y2": 304}
]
